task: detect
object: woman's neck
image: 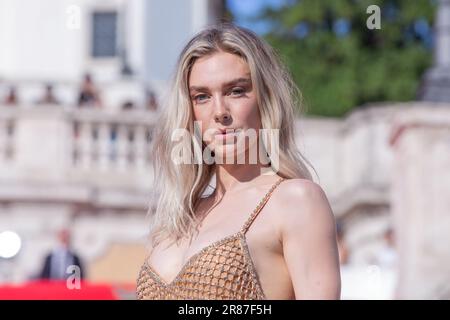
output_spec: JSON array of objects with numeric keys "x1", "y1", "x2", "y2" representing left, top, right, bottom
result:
[{"x1": 214, "y1": 163, "x2": 275, "y2": 196}]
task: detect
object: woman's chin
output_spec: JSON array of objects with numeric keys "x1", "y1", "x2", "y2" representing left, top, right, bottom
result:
[{"x1": 213, "y1": 145, "x2": 250, "y2": 165}]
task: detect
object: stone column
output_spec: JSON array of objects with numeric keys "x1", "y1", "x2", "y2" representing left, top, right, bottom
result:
[
  {"x1": 14, "y1": 105, "x2": 72, "y2": 182},
  {"x1": 390, "y1": 104, "x2": 450, "y2": 299},
  {"x1": 420, "y1": 0, "x2": 450, "y2": 102},
  {"x1": 435, "y1": 0, "x2": 450, "y2": 67}
]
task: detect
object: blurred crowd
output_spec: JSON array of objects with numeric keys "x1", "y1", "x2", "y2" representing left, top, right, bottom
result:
[{"x1": 0, "y1": 73, "x2": 158, "y2": 111}]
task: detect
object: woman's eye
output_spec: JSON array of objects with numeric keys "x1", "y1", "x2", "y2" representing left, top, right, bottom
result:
[
  {"x1": 230, "y1": 87, "x2": 245, "y2": 96},
  {"x1": 193, "y1": 94, "x2": 208, "y2": 103}
]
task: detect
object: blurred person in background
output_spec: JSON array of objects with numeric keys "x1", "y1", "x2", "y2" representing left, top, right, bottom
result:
[
  {"x1": 146, "y1": 89, "x2": 158, "y2": 111},
  {"x1": 3, "y1": 86, "x2": 18, "y2": 105},
  {"x1": 370, "y1": 226, "x2": 399, "y2": 299},
  {"x1": 36, "y1": 84, "x2": 60, "y2": 105},
  {"x1": 78, "y1": 73, "x2": 102, "y2": 108},
  {"x1": 375, "y1": 227, "x2": 398, "y2": 269},
  {"x1": 121, "y1": 100, "x2": 136, "y2": 111},
  {"x1": 39, "y1": 229, "x2": 85, "y2": 281}
]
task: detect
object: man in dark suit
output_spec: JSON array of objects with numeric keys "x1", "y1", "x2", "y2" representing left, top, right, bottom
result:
[{"x1": 39, "y1": 229, "x2": 85, "y2": 280}]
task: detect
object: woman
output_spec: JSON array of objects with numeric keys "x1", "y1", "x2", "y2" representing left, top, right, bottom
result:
[{"x1": 137, "y1": 23, "x2": 340, "y2": 300}]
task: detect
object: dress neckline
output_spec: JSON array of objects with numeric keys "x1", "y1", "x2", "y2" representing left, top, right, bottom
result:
[
  {"x1": 145, "y1": 230, "x2": 243, "y2": 286},
  {"x1": 143, "y1": 230, "x2": 267, "y2": 299}
]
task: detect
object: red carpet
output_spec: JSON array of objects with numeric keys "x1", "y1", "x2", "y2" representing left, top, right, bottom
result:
[{"x1": 0, "y1": 280, "x2": 119, "y2": 300}]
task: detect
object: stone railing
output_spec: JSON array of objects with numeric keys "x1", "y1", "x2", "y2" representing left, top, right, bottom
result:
[
  {"x1": 0, "y1": 104, "x2": 157, "y2": 191},
  {"x1": 71, "y1": 110, "x2": 154, "y2": 172},
  {"x1": 0, "y1": 107, "x2": 15, "y2": 164}
]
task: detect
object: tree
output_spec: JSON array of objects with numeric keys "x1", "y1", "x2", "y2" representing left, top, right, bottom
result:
[{"x1": 258, "y1": 0, "x2": 435, "y2": 117}]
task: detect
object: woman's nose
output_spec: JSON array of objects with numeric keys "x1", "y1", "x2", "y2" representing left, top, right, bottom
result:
[
  {"x1": 214, "y1": 112, "x2": 231, "y2": 123},
  {"x1": 213, "y1": 96, "x2": 231, "y2": 123}
]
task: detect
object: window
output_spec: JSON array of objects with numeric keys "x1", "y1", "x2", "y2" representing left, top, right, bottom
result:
[{"x1": 91, "y1": 11, "x2": 117, "y2": 58}]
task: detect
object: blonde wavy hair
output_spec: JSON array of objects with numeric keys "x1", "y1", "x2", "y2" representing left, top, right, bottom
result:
[{"x1": 148, "y1": 23, "x2": 316, "y2": 247}]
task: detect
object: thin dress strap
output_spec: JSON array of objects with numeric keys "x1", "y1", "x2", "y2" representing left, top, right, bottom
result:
[{"x1": 241, "y1": 177, "x2": 285, "y2": 234}]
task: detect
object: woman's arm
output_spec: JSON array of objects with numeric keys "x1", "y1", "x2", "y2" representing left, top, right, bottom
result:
[{"x1": 278, "y1": 179, "x2": 341, "y2": 299}]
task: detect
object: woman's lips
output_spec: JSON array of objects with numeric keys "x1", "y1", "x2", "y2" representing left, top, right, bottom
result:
[{"x1": 214, "y1": 130, "x2": 241, "y2": 142}]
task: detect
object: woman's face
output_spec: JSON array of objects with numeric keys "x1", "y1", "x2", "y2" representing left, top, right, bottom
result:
[{"x1": 189, "y1": 51, "x2": 261, "y2": 162}]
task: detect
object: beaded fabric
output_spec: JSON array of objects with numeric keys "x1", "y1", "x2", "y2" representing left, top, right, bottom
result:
[{"x1": 136, "y1": 177, "x2": 285, "y2": 300}]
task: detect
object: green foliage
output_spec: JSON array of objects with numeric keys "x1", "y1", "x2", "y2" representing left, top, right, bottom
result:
[{"x1": 260, "y1": 0, "x2": 435, "y2": 117}]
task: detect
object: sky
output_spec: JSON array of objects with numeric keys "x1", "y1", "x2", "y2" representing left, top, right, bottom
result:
[{"x1": 226, "y1": 0, "x2": 288, "y2": 34}]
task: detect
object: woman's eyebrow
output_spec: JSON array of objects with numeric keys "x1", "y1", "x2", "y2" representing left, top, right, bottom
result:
[
  {"x1": 189, "y1": 85, "x2": 208, "y2": 93},
  {"x1": 189, "y1": 77, "x2": 252, "y2": 93},
  {"x1": 223, "y1": 77, "x2": 252, "y2": 88}
]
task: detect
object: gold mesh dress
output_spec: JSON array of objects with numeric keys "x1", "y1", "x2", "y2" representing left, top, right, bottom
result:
[{"x1": 136, "y1": 177, "x2": 284, "y2": 300}]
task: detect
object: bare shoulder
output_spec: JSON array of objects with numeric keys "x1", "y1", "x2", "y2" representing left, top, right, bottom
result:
[
  {"x1": 276, "y1": 178, "x2": 326, "y2": 198},
  {"x1": 271, "y1": 178, "x2": 336, "y2": 234},
  {"x1": 271, "y1": 178, "x2": 340, "y2": 299}
]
